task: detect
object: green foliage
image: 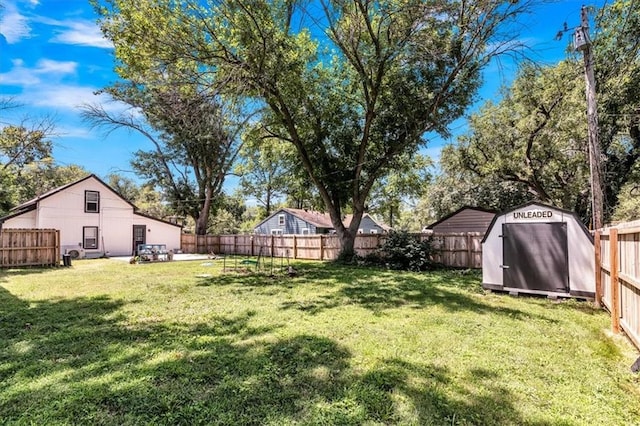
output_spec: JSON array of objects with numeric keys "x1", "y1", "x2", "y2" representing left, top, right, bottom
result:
[
  {"x1": 93, "y1": 0, "x2": 532, "y2": 256},
  {"x1": 107, "y1": 173, "x2": 170, "y2": 219},
  {"x1": 368, "y1": 153, "x2": 432, "y2": 228},
  {"x1": 0, "y1": 125, "x2": 52, "y2": 168},
  {"x1": 592, "y1": 0, "x2": 640, "y2": 218},
  {"x1": 454, "y1": 61, "x2": 590, "y2": 214},
  {"x1": 235, "y1": 128, "x2": 295, "y2": 218},
  {"x1": 365, "y1": 231, "x2": 437, "y2": 271},
  {"x1": 0, "y1": 109, "x2": 57, "y2": 214},
  {"x1": 612, "y1": 161, "x2": 640, "y2": 221},
  {"x1": 206, "y1": 193, "x2": 247, "y2": 234},
  {"x1": 432, "y1": 0, "x2": 640, "y2": 224}
]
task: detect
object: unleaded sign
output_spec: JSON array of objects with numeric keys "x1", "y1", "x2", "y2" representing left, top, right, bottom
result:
[{"x1": 512, "y1": 210, "x2": 553, "y2": 220}]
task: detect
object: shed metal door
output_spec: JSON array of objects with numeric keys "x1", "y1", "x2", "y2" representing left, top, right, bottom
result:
[{"x1": 502, "y1": 223, "x2": 569, "y2": 293}]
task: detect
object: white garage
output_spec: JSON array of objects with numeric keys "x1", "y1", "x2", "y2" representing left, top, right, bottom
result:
[{"x1": 482, "y1": 202, "x2": 595, "y2": 299}]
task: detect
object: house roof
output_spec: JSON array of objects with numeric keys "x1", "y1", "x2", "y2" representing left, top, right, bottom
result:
[
  {"x1": 426, "y1": 206, "x2": 497, "y2": 230},
  {"x1": 9, "y1": 174, "x2": 137, "y2": 212},
  {"x1": 254, "y1": 208, "x2": 390, "y2": 231},
  {"x1": 1, "y1": 173, "x2": 181, "y2": 228},
  {"x1": 282, "y1": 208, "x2": 334, "y2": 228}
]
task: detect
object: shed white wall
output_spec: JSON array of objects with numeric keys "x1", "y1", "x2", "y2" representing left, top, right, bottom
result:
[
  {"x1": 2, "y1": 177, "x2": 181, "y2": 257},
  {"x1": 482, "y1": 204, "x2": 594, "y2": 294}
]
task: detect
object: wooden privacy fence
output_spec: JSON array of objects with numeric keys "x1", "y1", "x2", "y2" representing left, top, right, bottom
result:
[
  {"x1": 595, "y1": 220, "x2": 640, "y2": 350},
  {"x1": 181, "y1": 232, "x2": 483, "y2": 268},
  {"x1": 0, "y1": 228, "x2": 61, "y2": 268}
]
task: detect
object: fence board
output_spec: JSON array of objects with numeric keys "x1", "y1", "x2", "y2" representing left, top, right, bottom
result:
[
  {"x1": 596, "y1": 220, "x2": 640, "y2": 351},
  {"x1": 180, "y1": 232, "x2": 484, "y2": 268},
  {"x1": 0, "y1": 229, "x2": 60, "y2": 268}
]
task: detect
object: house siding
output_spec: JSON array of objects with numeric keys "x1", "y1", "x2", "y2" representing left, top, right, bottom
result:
[
  {"x1": 254, "y1": 209, "x2": 388, "y2": 235},
  {"x1": 1, "y1": 176, "x2": 181, "y2": 257},
  {"x1": 357, "y1": 215, "x2": 386, "y2": 233},
  {"x1": 254, "y1": 210, "x2": 320, "y2": 234}
]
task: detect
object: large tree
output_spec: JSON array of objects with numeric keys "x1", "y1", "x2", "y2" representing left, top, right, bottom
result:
[
  {"x1": 368, "y1": 153, "x2": 431, "y2": 228},
  {"x1": 452, "y1": 61, "x2": 592, "y2": 216},
  {"x1": 83, "y1": 79, "x2": 246, "y2": 235},
  {"x1": 592, "y1": 0, "x2": 640, "y2": 219},
  {"x1": 95, "y1": 0, "x2": 535, "y2": 256},
  {"x1": 0, "y1": 98, "x2": 61, "y2": 214},
  {"x1": 235, "y1": 126, "x2": 296, "y2": 218},
  {"x1": 439, "y1": 0, "x2": 640, "y2": 225}
]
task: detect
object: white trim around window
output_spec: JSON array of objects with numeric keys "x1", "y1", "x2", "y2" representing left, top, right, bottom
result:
[{"x1": 83, "y1": 226, "x2": 98, "y2": 249}]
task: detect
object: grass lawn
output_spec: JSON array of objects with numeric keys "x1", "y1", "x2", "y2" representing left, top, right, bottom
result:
[{"x1": 1, "y1": 258, "x2": 639, "y2": 425}]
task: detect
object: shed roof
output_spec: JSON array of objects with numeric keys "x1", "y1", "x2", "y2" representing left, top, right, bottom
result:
[
  {"x1": 426, "y1": 206, "x2": 497, "y2": 230},
  {"x1": 480, "y1": 201, "x2": 592, "y2": 244}
]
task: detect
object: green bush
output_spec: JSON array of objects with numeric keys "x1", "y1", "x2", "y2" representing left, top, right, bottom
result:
[{"x1": 364, "y1": 231, "x2": 437, "y2": 271}]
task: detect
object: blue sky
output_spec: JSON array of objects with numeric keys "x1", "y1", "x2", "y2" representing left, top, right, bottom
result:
[{"x1": 0, "y1": 0, "x2": 606, "y2": 190}]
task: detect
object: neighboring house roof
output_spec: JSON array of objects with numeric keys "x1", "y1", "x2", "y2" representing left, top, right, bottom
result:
[
  {"x1": 282, "y1": 208, "x2": 334, "y2": 228},
  {"x1": 0, "y1": 173, "x2": 181, "y2": 228},
  {"x1": 425, "y1": 206, "x2": 497, "y2": 230},
  {"x1": 254, "y1": 208, "x2": 390, "y2": 231}
]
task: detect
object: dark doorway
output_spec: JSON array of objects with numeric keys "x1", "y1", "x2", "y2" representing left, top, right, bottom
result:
[
  {"x1": 502, "y1": 223, "x2": 569, "y2": 293},
  {"x1": 133, "y1": 225, "x2": 146, "y2": 254}
]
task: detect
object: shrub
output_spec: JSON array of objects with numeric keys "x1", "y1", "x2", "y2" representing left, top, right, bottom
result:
[{"x1": 368, "y1": 231, "x2": 436, "y2": 271}]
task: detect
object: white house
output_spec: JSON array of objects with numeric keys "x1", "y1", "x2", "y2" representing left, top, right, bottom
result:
[{"x1": 0, "y1": 174, "x2": 182, "y2": 258}]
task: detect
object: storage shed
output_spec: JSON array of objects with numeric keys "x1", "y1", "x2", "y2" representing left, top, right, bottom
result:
[
  {"x1": 425, "y1": 206, "x2": 496, "y2": 234},
  {"x1": 482, "y1": 202, "x2": 595, "y2": 299}
]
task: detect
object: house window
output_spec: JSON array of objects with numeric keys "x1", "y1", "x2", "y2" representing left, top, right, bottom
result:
[
  {"x1": 358, "y1": 229, "x2": 364, "y2": 234},
  {"x1": 370, "y1": 229, "x2": 378, "y2": 234},
  {"x1": 85, "y1": 191, "x2": 100, "y2": 213},
  {"x1": 278, "y1": 214, "x2": 285, "y2": 226},
  {"x1": 271, "y1": 229, "x2": 283, "y2": 235},
  {"x1": 83, "y1": 226, "x2": 98, "y2": 249},
  {"x1": 301, "y1": 228, "x2": 310, "y2": 235}
]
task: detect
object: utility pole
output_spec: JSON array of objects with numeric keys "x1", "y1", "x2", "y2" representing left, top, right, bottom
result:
[{"x1": 574, "y1": 5, "x2": 604, "y2": 230}]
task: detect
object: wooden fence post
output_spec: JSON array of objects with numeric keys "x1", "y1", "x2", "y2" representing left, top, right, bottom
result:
[
  {"x1": 293, "y1": 235, "x2": 297, "y2": 259},
  {"x1": 466, "y1": 233, "x2": 472, "y2": 269},
  {"x1": 271, "y1": 235, "x2": 275, "y2": 257},
  {"x1": 319, "y1": 235, "x2": 324, "y2": 261},
  {"x1": 610, "y1": 228, "x2": 621, "y2": 333},
  {"x1": 594, "y1": 230, "x2": 602, "y2": 308}
]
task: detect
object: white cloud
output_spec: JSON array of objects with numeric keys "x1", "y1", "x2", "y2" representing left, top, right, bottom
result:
[
  {"x1": 0, "y1": 58, "x2": 77, "y2": 86},
  {"x1": 26, "y1": 84, "x2": 108, "y2": 109},
  {"x1": 34, "y1": 16, "x2": 112, "y2": 49},
  {"x1": 36, "y1": 59, "x2": 78, "y2": 74},
  {"x1": 50, "y1": 20, "x2": 112, "y2": 49},
  {"x1": 0, "y1": 2, "x2": 32, "y2": 43}
]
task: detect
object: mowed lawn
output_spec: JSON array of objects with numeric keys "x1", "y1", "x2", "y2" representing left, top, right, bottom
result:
[{"x1": 1, "y1": 259, "x2": 639, "y2": 425}]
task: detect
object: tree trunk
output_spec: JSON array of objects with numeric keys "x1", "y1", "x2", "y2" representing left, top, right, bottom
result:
[
  {"x1": 195, "y1": 185, "x2": 214, "y2": 235},
  {"x1": 195, "y1": 213, "x2": 209, "y2": 235},
  {"x1": 327, "y1": 205, "x2": 364, "y2": 261},
  {"x1": 339, "y1": 231, "x2": 356, "y2": 260}
]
